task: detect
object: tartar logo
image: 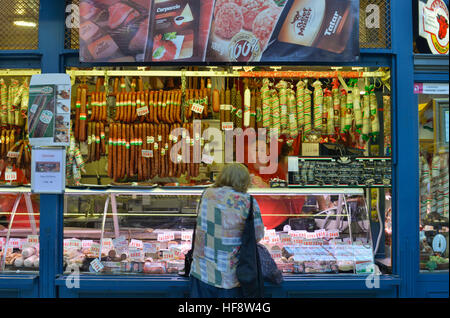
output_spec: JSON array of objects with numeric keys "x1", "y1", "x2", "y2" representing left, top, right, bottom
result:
[{"x1": 292, "y1": 8, "x2": 312, "y2": 36}]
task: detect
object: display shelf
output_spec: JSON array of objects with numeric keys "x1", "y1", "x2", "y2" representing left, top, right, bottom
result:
[{"x1": 0, "y1": 69, "x2": 41, "y2": 76}]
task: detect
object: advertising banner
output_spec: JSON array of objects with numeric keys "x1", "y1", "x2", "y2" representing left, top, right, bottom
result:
[{"x1": 79, "y1": 0, "x2": 359, "y2": 63}]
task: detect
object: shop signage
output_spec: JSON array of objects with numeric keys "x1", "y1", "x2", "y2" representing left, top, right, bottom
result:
[
  {"x1": 79, "y1": 0, "x2": 359, "y2": 63},
  {"x1": 28, "y1": 74, "x2": 71, "y2": 147},
  {"x1": 414, "y1": 82, "x2": 450, "y2": 94},
  {"x1": 31, "y1": 147, "x2": 66, "y2": 194},
  {"x1": 419, "y1": 0, "x2": 449, "y2": 55}
]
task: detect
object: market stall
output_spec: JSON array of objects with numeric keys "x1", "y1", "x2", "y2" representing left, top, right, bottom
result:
[{"x1": 0, "y1": 0, "x2": 447, "y2": 298}]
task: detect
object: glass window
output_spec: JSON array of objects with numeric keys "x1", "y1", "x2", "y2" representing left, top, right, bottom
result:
[
  {"x1": 0, "y1": 191, "x2": 40, "y2": 273},
  {"x1": 417, "y1": 88, "x2": 449, "y2": 272}
]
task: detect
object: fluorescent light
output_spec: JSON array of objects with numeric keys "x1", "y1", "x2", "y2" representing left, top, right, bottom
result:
[{"x1": 14, "y1": 21, "x2": 36, "y2": 27}]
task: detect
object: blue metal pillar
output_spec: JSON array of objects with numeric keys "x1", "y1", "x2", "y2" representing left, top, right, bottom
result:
[
  {"x1": 390, "y1": 0, "x2": 418, "y2": 298},
  {"x1": 37, "y1": 0, "x2": 66, "y2": 298}
]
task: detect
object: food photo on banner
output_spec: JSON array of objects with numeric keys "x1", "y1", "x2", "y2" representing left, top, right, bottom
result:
[{"x1": 79, "y1": 0, "x2": 360, "y2": 63}]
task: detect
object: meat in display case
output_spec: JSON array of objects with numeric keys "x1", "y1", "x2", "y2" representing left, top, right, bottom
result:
[
  {"x1": 63, "y1": 188, "x2": 375, "y2": 275},
  {"x1": 0, "y1": 187, "x2": 40, "y2": 273}
]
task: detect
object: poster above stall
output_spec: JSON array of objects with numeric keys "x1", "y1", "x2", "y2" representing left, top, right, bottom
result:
[{"x1": 79, "y1": 0, "x2": 360, "y2": 63}]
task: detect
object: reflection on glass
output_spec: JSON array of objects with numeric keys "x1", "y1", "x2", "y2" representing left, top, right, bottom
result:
[{"x1": 418, "y1": 94, "x2": 449, "y2": 272}]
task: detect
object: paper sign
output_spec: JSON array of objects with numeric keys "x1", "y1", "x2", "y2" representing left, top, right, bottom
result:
[
  {"x1": 102, "y1": 238, "x2": 113, "y2": 249},
  {"x1": 7, "y1": 151, "x2": 20, "y2": 158},
  {"x1": 143, "y1": 243, "x2": 157, "y2": 254},
  {"x1": 279, "y1": 233, "x2": 292, "y2": 244},
  {"x1": 82, "y1": 240, "x2": 93, "y2": 248},
  {"x1": 31, "y1": 147, "x2": 65, "y2": 194},
  {"x1": 8, "y1": 238, "x2": 21, "y2": 249},
  {"x1": 64, "y1": 238, "x2": 81, "y2": 250}
]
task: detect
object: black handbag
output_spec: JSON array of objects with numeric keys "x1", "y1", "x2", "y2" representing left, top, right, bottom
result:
[
  {"x1": 236, "y1": 195, "x2": 265, "y2": 298},
  {"x1": 257, "y1": 244, "x2": 284, "y2": 285}
]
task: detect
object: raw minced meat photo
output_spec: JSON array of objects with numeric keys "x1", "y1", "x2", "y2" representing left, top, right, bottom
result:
[
  {"x1": 214, "y1": 2, "x2": 244, "y2": 39},
  {"x1": 252, "y1": 7, "x2": 283, "y2": 48}
]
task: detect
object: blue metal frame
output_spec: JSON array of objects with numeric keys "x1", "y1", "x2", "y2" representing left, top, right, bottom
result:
[{"x1": 0, "y1": 0, "x2": 448, "y2": 298}]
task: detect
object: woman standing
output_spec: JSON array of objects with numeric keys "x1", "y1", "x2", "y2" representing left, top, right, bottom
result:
[{"x1": 190, "y1": 163, "x2": 264, "y2": 298}]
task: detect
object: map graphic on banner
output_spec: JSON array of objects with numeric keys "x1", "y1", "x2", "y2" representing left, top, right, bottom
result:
[{"x1": 79, "y1": 0, "x2": 359, "y2": 63}]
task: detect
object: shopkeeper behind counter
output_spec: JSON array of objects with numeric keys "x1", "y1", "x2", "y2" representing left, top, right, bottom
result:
[{"x1": 244, "y1": 137, "x2": 329, "y2": 231}]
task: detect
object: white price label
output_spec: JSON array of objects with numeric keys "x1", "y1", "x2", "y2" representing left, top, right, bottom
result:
[
  {"x1": 157, "y1": 232, "x2": 175, "y2": 242},
  {"x1": 8, "y1": 238, "x2": 21, "y2": 248},
  {"x1": 142, "y1": 149, "x2": 154, "y2": 158},
  {"x1": 64, "y1": 238, "x2": 81, "y2": 250},
  {"x1": 90, "y1": 242, "x2": 100, "y2": 255},
  {"x1": 102, "y1": 238, "x2": 113, "y2": 249},
  {"x1": 7, "y1": 151, "x2": 20, "y2": 158},
  {"x1": 221, "y1": 122, "x2": 234, "y2": 130},
  {"x1": 279, "y1": 233, "x2": 292, "y2": 244},
  {"x1": 270, "y1": 250, "x2": 282, "y2": 260},
  {"x1": 202, "y1": 154, "x2": 214, "y2": 164},
  {"x1": 82, "y1": 240, "x2": 93, "y2": 248},
  {"x1": 90, "y1": 258, "x2": 104, "y2": 272},
  {"x1": 27, "y1": 235, "x2": 39, "y2": 245},
  {"x1": 137, "y1": 106, "x2": 149, "y2": 116},
  {"x1": 129, "y1": 248, "x2": 144, "y2": 261},
  {"x1": 5, "y1": 171, "x2": 17, "y2": 181},
  {"x1": 181, "y1": 231, "x2": 193, "y2": 241},
  {"x1": 162, "y1": 249, "x2": 175, "y2": 260},
  {"x1": 191, "y1": 103, "x2": 204, "y2": 114},
  {"x1": 129, "y1": 239, "x2": 144, "y2": 249}
]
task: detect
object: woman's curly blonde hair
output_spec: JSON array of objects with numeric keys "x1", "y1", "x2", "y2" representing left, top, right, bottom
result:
[{"x1": 213, "y1": 163, "x2": 251, "y2": 193}]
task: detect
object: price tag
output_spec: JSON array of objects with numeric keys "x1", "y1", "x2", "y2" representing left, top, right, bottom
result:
[
  {"x1": 137, "y1": 106, "x2": 149, "y2": 116},
  {"x1": 5, "y1": 170, "x2": 17, "y2": 181},
  {"x1": 102, "y1": 238, "x2": 113, "y2": 249},
  {"x1": 170, "y1": 246, "x2": 183, "y2": 258},
  {"x1": 142, "y1": 149, "x2": 154, "y2": 158},
  {"x1": 202, "y1": 154, "x2": 214, "y2": 164},
  {"x1": 221, "y1": 122, "x2": 234, "y2": 130},
  {"x1": 326, "y1": 230, "x2": 340, "y2": 238},
  {"x1": 8, "y1": 238, "x2": 21, "y2": 249},
  {"x1": 147, "y1": 136, "x2": 155, "y2": 144},
  {"x1": 129, "y1": 239, "x2": 144, "y2": 249},
  {"x1": 7, "y1": 151, "x2": 20, "y2": 158},
  {"x1": 293, "y1": 237, "x2": 303, "y2": 245},
  {"x1": 191, "y1": 103, "x2": 204, "y2": 114},
  {"x1": 302, "y1": 143, "x2": 319, "y2": 156},
  {"x1": 162, "y1": 249, "x2": 175, "y2": 260},
  {"x1": 90, "y1": 242, "x2": 100, "y2": 255},
  {"x1": 157, "y1": 232, "x2": 175, "y2": 242},
  {"x1": 265, "y1": 229, "x2": 276, "y2": 237},
  {"x1": 64, "y1": 238, "x2": 81, "y2": 250},
  {"x1": 90, "y1": 258, "x2": 104, "y2": 272},
  {"x1": 27, "y1": 235, "x2": 39, "y2": 245},
  {"x1": 270, "y1": 246, "x2": 282, "y2": 259},
  {"x1": 143, "y1": 243, "x2": 157, "y2": 254},
  {"x1": 279, "y1": 233, "x2": 292, "y2": 244},
  {"x1": 181, "y1": 231, "x2": 193, "y2": 241},
  {"x1": 269, "y1": 235, "x2": 280, "y2": 244},
  {"x1": 315, "y1": 229, "x2": 327, "y2": 238},
  {"x1": 129, "y1": 248, "x2": 144, "y2": 261},
  {"x1": 82, "y1": 240, "x2": 93, "y2": 249}
]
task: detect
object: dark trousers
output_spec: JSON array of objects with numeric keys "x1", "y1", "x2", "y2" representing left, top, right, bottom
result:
[{"x1": 189, "y1": 276, "x2": 243, "y2": 298}]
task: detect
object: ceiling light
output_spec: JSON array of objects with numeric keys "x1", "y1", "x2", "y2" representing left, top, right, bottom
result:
[{"x1": 14, "y1": 21, "x2": 36, "y2": 27}]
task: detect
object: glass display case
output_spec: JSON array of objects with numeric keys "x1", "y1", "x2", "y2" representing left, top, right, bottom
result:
[
  {"x1": 63, "y1": 187, "x2": 375, "y2": 276},
  {"x1": 0, "y1": 187, "x2": 40, "y2": 273}
]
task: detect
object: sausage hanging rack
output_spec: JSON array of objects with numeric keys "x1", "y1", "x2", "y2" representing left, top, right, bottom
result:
[{"x1": 66, "y1": 67, "x2": 386, "y2": 82}]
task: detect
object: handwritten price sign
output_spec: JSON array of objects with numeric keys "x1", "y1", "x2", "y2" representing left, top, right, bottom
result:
[
  {"x1": 191, "y1": 103, "x2": 204, "y2": 114},
  {"x1": 157, "y1": 232, "x2": 175, "y2": 242}
]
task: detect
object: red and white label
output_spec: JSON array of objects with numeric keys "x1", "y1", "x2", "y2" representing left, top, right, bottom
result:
[
  {"x1": 181, "y1": 231, "x2": 193, "y2": 241},
  {"x1": 221, "y1": 122, "x2": 234, "y2": 130},
  {"x1": 7, "y1": 151, "x2": 20, "y2": 158},
  {"x1": 27, "y1": 235, "x2": 39, "y2": 245},
  {"x1": 191, "y1": 103, "x2": 204, "y2": 114},
  {"x1": 5, "y1": 170, "x2": 17, "y2": 181},
  {"x1": 141, "y1": 149, "x2": 154, "y2": 158},
  {"x1": 162, "y1": 249, "x2": 175, "y2": 260},
  {"x1": 90, "y1": 258, "x2": 104, "y2": 272},
  {"x1": 129, "y1": 239, "x2": 144, "y2": 249},
  {"x1": 137, "y1": 106, "x2": 149, "y2": 116},
  {"x1": 129, "y1": 248, "x2": 144, "y2": 261},
  {"x1": 90, "y1": 242, "x2": 100, "y2": 255},
  {"x1": 157, "y1": 232, "x2": 175, "y2": 242}
]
